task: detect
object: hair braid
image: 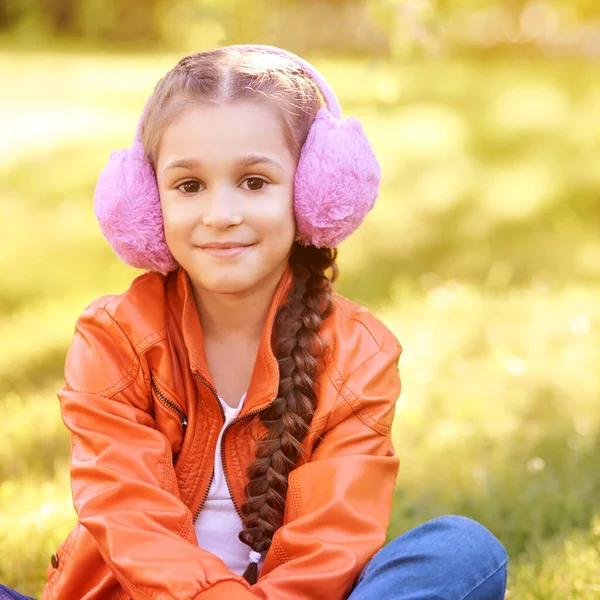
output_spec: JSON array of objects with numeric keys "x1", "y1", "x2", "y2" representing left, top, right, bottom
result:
[{"x1": 238, "y1": 243, "x2": 338, "y2": 584}]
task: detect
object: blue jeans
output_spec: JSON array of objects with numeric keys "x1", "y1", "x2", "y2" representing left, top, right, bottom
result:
[
  {"x1": 0, "y1": 515, "x2": 507, "y2": 600},
  {"x1": 348, "y1": 515, "x2": 508, "y2": 599}
]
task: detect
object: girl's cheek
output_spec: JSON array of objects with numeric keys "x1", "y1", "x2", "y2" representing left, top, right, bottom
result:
[
  {"x1": 164, "y1": 200, "x2": 203, "y2": 230},
  {"x1": 250, "y1": 194, "x2": 294, "y2": 225}
]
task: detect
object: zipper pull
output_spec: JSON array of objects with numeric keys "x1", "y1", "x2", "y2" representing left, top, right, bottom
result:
[{"x1": 181, "y1": 416, "x2": 188, "y2": 436}]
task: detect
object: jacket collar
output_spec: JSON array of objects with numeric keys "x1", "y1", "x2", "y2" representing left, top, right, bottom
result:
[{"x1": 175, "y1": 263, "x2": 294, "y2": 415}]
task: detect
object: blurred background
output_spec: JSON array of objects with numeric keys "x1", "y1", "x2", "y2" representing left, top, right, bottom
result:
[{"x1": 1, "y1": 0, "x2": 599, "y2": 597}]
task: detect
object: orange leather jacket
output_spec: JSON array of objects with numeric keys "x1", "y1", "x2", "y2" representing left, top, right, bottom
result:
[{"x1": 41, "y1": 263, "x2": 402, "y2": 600}]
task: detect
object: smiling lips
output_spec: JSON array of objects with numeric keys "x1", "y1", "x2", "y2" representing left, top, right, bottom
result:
[{"x1": 199, "y1": 242, "x2": 255, "y2": 258}]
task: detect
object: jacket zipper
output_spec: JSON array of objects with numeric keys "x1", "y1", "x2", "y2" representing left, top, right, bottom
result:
[
  {"x1": 150, "y1": 373, "x2": 188, "y2": 436},
  {"x1": 192, "y1": 371, "x2": 271, "y2": 524}
]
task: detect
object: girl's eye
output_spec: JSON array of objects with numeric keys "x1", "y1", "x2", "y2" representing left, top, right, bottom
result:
[
  {"x1": 244, "y1": 177, "x2": 268, "y2": 191},
  {"x1": 177, "y1": 181, "x2": 201, "y2": 194}
]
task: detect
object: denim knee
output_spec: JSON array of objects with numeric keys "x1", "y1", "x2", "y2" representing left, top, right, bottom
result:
[
  {"x1": 0, "y1": 585, "x2": 37, "y2": 600},
  {"x1": 363, "y1": 514, "x2": 508, "y2": 600},
  {"x1": 429, "y1": 515, "x2": 508, "y2": 599},
  {"x1": 423, "y1": 515, "x2": 507, "y2": 569}
]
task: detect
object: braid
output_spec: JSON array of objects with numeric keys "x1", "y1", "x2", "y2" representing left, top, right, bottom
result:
[{"x1": 238, "y1": 242, "x2": 339, "y2": 584}]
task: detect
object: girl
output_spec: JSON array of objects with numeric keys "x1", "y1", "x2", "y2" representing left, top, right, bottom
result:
[{"x1": 1, "y1": 44, "x2": 507, "y2": 600}]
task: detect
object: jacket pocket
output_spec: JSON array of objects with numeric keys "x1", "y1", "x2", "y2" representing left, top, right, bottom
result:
[{"x1": 150, "y1": 371, "x2": 187, "y2": 458}]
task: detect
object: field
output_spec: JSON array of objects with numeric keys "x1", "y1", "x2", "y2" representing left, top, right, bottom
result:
[{"x1": 0, "y1": 49, "x2": 598, "y2": 598}]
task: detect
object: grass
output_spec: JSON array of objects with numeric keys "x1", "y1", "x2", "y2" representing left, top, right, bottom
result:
[{"x1": 0, "y1": 49, "x2": 598, "y2": 598}]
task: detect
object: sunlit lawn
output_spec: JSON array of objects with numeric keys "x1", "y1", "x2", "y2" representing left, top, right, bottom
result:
[{"x1": 0, "y1": 49, "x2": 598, "y2": 598}]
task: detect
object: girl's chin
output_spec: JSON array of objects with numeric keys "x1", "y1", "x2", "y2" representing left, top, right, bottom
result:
[
  {"x1": 196, "y1": 277, "x2": 263, "y2": 297},
  {"x1": 185, "y1": 261, "x2": 265, "y2": 292}
]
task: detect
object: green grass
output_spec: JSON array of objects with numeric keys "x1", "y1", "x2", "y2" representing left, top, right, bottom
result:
[{"x1": 0, "y1": 49, "x2": 598, "y2": 598}]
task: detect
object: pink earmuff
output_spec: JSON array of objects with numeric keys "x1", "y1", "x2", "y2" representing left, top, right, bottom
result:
[{"x1": 93, "y1": 44, "x2": 381, "y2": 274}]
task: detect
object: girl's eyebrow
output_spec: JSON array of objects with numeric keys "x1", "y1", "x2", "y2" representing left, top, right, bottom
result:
[{"x1": 163, "y1": 154, "x2": 284, "y2": 173}]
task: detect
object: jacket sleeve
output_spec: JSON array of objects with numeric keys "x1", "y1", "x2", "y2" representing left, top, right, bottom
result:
[
  {"x1": 249, "y1": 340, "x2": 403, "y2": 600},
  {"x1": 59, "y1": 305, "x2": 254, "y2": 600}
]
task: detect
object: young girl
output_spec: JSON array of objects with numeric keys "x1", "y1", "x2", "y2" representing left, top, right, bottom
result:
[{"x1": 0, "y1": 44, "x2": 507, "y2": 600}]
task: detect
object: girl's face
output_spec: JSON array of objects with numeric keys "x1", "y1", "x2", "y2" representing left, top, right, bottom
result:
[{"x1": 156, "y1": 101, "x2": 297, "y2": 296}]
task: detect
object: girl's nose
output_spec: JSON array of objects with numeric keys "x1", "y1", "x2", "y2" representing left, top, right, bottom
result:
[{"x1": 201, "y1": 186, "x2": 243, "y2": 229}]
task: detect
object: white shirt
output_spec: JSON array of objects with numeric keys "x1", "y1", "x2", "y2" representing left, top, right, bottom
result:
[{"x1": 194, "y1": 391, "x2": 266, "y2": 576}]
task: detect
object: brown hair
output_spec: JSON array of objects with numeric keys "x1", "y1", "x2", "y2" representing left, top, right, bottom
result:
[{"x1": 140, "y1": 48, "x2": 339, "y2": 584}]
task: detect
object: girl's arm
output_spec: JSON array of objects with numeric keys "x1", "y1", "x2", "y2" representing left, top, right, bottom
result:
[
  {"x1": 59, "y1": 303, "x2": 254, "y2": 599},
  {"x1": 249, "y1": 341, "x2": 403, "y2": 600}
]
